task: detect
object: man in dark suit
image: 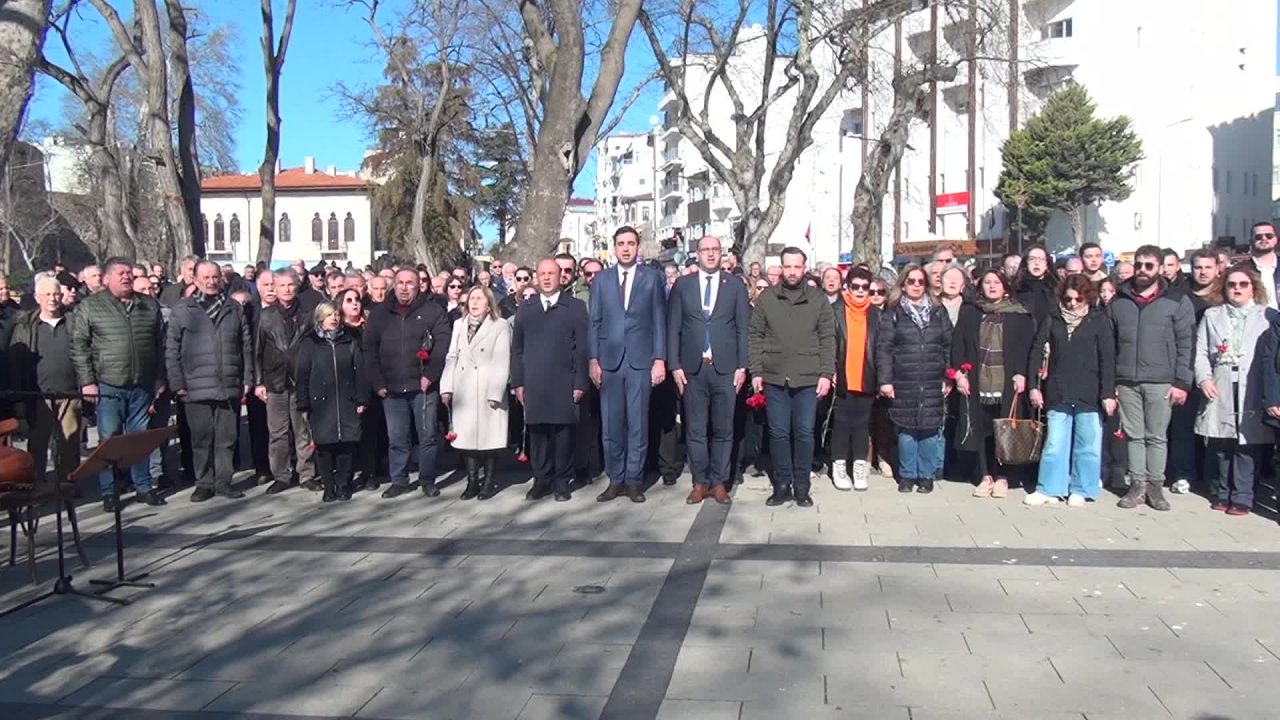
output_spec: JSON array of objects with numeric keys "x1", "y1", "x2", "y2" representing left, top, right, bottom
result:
[
  {"x1": 589, "y1": 226, "x2": 668, "y2": 503},
  {"x1": 668, "y1": 235, "x2": 749, "y2": 504},
  {"x1": 512, "y1": 259, "x2": 588, "y2": 501}
]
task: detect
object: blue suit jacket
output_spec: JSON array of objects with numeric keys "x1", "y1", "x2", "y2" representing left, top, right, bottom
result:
[
  {"x1": 589, "y1": 264, "x2": 667, "y2": 372},
  {"x1": 666, "y1": 271, "x2": 750, "y2": 375}
]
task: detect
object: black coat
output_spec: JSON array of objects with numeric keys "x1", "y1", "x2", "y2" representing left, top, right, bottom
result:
[
  {"x1": 296, "y1": 331, "x2": 368, "y2": 445},
  {"x1": 875, "y1": 303, "x2": 953, "y2": 431},
  {"x1": 1030, "y1": 307, "x2": 1116, "y2": 412},
  {"x1": 833, "y1": 297, "x2": 881, "y2": 394},
  {"x1": 1016, "y1": 275, "x2": 1056, "y2": 328},
  {"x1": 363, "y1": 294, "x2": 452, "y2": 395},
  {"x1": 255, "y1": 300, "x2": 310, "y2": 392},
  {"x1": 511, "y1": 293, "x2": 588, "y2": 425},
  {"x1": 950, "y1": 302, "x2": 1037, "y2": 451},
  {"x1": 165, "y1": 297, "x2": 254, "y2": 402}
]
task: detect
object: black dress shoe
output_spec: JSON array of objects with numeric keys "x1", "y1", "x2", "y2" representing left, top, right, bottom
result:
[
  {"x1": 190, "y1": 487, "x2": 214, "y2": 503},
  {"x1": 321, "y1": 490, "x2": 337, "y2": 503},
  {"x1": 554, "y1": 492, "x2": 572, "y2": 502},
  {"x1": 265, "y1": 480, "x2": 290, "y2": 495},
  {"x1": 627, "y1": 485, "x2": 646, "y2": 503},
  {"x1": 526, "y1": 483, "x2": 551, "y2": 501},
  {"x1": 102, "y1": 495, "x2": 119, "y2": 513},
  {"x1": 897, "y1": 480, "x2": 915, "y2": 493},
  {"x1": 381, "y1": 484, "x2": 412, "y2": 499},
  {"x1": 597, "y1": 484, "x2": 624, "y2": 502},
  {"x1": 765, "y1": 488, "x2": 792, "y2": 506},
  {"x1": 140, "y1": 490, "x2": 168, "y2": 506},
  {"x1": 420, "y1": 483, "x2": 441, "y2": 498},
  {"x1": 214, "y1": 484, "x2": 245, "y2": 499},
  {"x1": 662, "y1": 476, "x2": 678, "y2": 486},
  {"x1": 795, "y1": 491, "x2": 814, "y2": 507},
  {"x1": 477, "y1": 484, "x2": 500, "y2": 500},
  {"x1": 916, "y1": 480, "x2": 934, "y2": 494},
  {"x1": 301, "y1": 479, "x2": 322, "y2": 492}
]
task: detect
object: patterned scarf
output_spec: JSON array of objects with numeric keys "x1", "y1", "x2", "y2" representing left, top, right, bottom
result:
[
  {"x1": 466, "y1": 315, "x2": 484, "y2": 343},
  {"x1": 198, "y1": 292, "x2": 223, "y2": 322},
  {"x1": 1225, "y1": 302, "x2": 1256, "y2": 366},
  {"x1": 1059, "y1": 302, "x2": 1088, "y2": 339},
  {"x1": 976, "y1": 298, "x2": 1028, "y2": 404},
  {"x1": 902, "y1": 297, "x2": 932, "y2": 330}
]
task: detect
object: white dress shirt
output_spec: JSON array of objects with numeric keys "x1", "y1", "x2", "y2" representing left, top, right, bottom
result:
[
  {"x1": 617, "y1": 264, "x2": 636, "y2": 311},
  {"x1": 540, "y1": 291, "x2": 560, "y2": 310},
  {"x1": 699, "y1": 270, "x2": 720, "y2": 360}
]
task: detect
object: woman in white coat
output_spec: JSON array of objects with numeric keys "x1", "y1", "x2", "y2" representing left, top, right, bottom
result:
[
  {"x1": 1194, "y1": 265, "x2": 1280, "y2": 516},
  {"x1": 441, "y1": 286, "x2": 512, "y2": 500}
]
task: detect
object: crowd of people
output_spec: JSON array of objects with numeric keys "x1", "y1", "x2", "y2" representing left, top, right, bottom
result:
[{"x1": 3, "y1": 221, "x2": 1280, "y2": 519}]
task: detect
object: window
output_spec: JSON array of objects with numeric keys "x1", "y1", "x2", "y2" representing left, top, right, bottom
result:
[
  {"x1": 229, "y1": 213, "x2": 240, "y2": 244},
  {"x1": 1225, "y1": 170, "x2": 1232, "y2": 194},
  {"x1": 279, "y1": 213, "x2": 291, "y2": 243},
  {"x1": 843, "y1": 107, "x2": 864, "y2": 137},
  {"x1": 343, "y1": 212, "x2": 355, "y2": 244},
  {"x1": 311, "y1": 213, "x2": 322, "y2": 243},
  {"x1": 201, "y1": 214, "x2": 208, "y2": 244},
  {"x1": 1272, "y1": 166, "x2": 1279, "y2": 185},
  {"x1": 213, "y1": 213, "x2": 225, "y2": 251},
  {"x1": 327, "y1": 212, "x2": 339, "y2": 250},
  {"x1": 1042, "y1": 18, "x2": 1072, "y2": 39},
  {"x1": 642, "y1": 206, "x2": 651, "y2": 222}
]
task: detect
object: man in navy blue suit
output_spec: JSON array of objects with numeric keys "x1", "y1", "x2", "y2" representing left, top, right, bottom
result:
[
  {"x1": 668, "y1": 235, "x2": 749, "y2": 504},
  {"x1": 590, "y1": 226, "x2": 667, "y2": 503}
]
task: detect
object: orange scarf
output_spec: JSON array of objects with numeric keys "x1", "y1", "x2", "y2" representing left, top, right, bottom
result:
[{"x1": 843, "y1": 292, "x2": 871, "y2": 392}]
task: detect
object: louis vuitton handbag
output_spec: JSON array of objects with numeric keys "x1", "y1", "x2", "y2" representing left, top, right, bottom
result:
[{"x1": 993, "y1": 392, "x2": 1044, "y2": 465}]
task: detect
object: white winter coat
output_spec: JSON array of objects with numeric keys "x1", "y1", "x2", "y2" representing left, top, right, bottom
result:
[
  {"x1": 1193, "y1": 303, "x2": 1279, "y2": 444},
  {"x1": 440, "y1": 315, "x2": 511, "y2": 451}
]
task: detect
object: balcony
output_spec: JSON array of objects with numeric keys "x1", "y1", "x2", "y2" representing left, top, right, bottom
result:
[
  {"x1": 1024, "y1": 35, "x2": 1078, "y2": 87},
  {"x1": 660, "y1": 148, "x2": 682, "y2": 170},
  {"x1": 661, "y1": 179, "x2": 684, "y2": 200}
]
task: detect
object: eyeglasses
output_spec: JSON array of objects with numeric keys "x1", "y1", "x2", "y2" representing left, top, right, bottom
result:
[
  {"x1": 1227, "y1": 280, "x2": 1253, "y2": 289},
  {"x1": 869, "y1": 289, "x2": 887, "y2": 297},
  {"x1": 1255, "y1": 233, "x2": 1276, "y2": 240},
  {"x1": 848, "y1": 282, "x2": 870, "y2": 291},
  {"x1": 905, "y1": 277, "x2": 926, "y2": 286},
  {"x1": 1136, "y1": 261, "x2": 1159, "y2": 271}
]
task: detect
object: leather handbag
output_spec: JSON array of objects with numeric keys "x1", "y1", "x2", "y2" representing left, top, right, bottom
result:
[{"x1": 993, "y1": 392, "x2": 1044, "y2": 466}]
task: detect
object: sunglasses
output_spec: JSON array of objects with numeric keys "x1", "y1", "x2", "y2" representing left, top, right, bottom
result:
[
  {"x1": 1255, "y1": 233, "x2": 1276, "y2": 240},
  {"x1": 1135, "y1": 261, "x2": 1158, "y2": 271},
  {"x1": 583, "y1": 270, "x2": 598, "y2": 277},
  {"x1": 905, "y1": 278, "x2": 926, "y2": 286},
  {"x1": 848, "y1": 282, "x2": 870, "y2": 291},
  {"x1": 1063, "y1": 295, "x2": 1083, "y2": 305},
  {"x1": 1227, "y1": 280, "x2": 1253, "y2": 289},
  {"x1": 515, "y1": 275, "x2": 531, "y2": 282},
  {"x1": 870, "y1": 289, "x2": 887, "y2": 296},
  {"x1": 447, "y1": 283, "x2": 463, "y2": 289}
]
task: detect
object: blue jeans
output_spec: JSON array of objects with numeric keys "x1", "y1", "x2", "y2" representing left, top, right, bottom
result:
[
  {"x1": 383, "y1": 391, "x2": 439, "y2": 487},
  {"x1": 897, "y1": 428, "x2": 943, "y2": 482},
  {"x1": 764, "y1": 384, "x2": 817, "y2": 492},
  {"x1": 1036, "y1": 407, "x2": 1102, "y2": 498},
  {"x1": 148, "y1": 394, "x2": 173, "y2": 482},
  {"x1": 96, "y1": 383, "x2": 155, "y2": 496}
]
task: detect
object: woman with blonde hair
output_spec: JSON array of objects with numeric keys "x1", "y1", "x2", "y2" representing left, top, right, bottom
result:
[
  {"x1": 441, "y1": 285, "x2": 512, "y2": 500},
  {"x1": 296, "y1": 301, "x2": 367, "y2": 501}
]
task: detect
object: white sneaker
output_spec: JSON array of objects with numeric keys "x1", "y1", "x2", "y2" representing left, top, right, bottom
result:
[
  {"x1": 831, "y1": 461, "x2": 853, "y2": 491},
  {"x1": 1067, "y1": 494, "x2": 1087, "y2": 507},
  {"x1": 877, "y1": 461, "x2": 894, "y2": 480},
  {"x1": 851, "y1": 460, "x2": 870, "y2": 492},
  {"x1": 1171, "y1": 479, "x2": 1191, "y2": 494},
  {"x1": 1023, "y1": 491, "x2": 1060, "y2": 506}
]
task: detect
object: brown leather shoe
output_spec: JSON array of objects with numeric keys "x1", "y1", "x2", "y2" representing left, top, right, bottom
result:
[
  {"x1": 596, "y1": 484, "x2": 624, "y2": 502},
  {"x1": 686, "y1": 484, "x2": 708, "y2": 504},
  {"x1": 711, "y1": 484, "x2": 731, "y2": 505}
]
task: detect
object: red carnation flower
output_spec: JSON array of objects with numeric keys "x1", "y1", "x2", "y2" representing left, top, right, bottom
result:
[
  {"x1": 444, "y1": 431, "x2": 457, "y2": 442},
  {"x1": 416, "y1": 349, "x2": 430, "y2": 361},
  {"x1": 1112, "y1": 429, "x2": 1125, "y2": 440},
  {"x1": 1217, "y1": 342, "x2": 1229, "y2": 354},
  {"x1": 960, "y1": 363, "x2": 973, "y2": 373},
  {"x1": 516, "y1": 452, "x2": 529, "y2": 464},
  {"x1": 945, "y1": 368, "x2": 958, "y2": 380},
  {"x1": 745, "y1": 392, "x2": 766, "y2": 410}
]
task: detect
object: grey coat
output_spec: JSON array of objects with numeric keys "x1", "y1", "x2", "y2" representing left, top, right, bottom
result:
[
  {"x1": 1193, "y1": 304, "x2": 1280, "y2": 444},
  {"x1": 165, "y1": 297, "x2": 254, "y2": 402}
]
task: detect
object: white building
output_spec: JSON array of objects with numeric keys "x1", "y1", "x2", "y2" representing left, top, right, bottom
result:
[
  {"x1": 636, "y1": 1, "x2": 1275, "y2": 265},
  {"x1": 557, "y1": 198, "x2": 599, "y2": 259},
  {"x1": 594, "y1": 132, "x2": 657, "y2": 248},
  {"x1": 199, "y1": 157, "x2": 376, "y2": 268}
]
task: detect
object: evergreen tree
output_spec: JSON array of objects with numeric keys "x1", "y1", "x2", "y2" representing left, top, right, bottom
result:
[{"x1": 996, "y1": 84, "x2": 1143, "y2": 243}]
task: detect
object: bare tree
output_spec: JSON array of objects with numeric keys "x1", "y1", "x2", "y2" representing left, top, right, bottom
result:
[
  {"x1": 256, "y1": 0, "x2": 296, "y2": 264},
  {"x1": 497, "y1": 0, "x2": 644, "y2": 266},
  {"x1": 0, "y1": 0, "x2": 50, "y2": 191},
  {"x1": 165, "y1": 0, "x2": 203, "y2": 258}
]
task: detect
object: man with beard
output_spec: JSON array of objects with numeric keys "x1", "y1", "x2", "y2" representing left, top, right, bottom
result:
[
  {"x1": 1108, "y1": 245, "x2": 1194, "y2": 512},
  {"x1": 1248, "y1": 220, "x2": 1279, "y2": 309}
]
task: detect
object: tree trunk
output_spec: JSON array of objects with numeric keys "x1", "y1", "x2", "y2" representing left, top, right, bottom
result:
[
  {"x1": 94, "y1": 145, "x2": 135, "y2": 260},
  {"x1": 165, "y1": 0, "x2": 203, "y2": 258},
  {"x1": 0, "y1": 0, "x2": 49, "y2": 189},
  {"x1": 409, "y1": 151, "x2": 441, "y2": 270},
  {"x1": 257, "y1": 0, "x2": 296, "y2": 265}
]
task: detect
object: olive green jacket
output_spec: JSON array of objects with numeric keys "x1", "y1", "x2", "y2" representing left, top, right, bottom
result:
[
  {"x1": 70, "y1": 290, "x2": 165, "y2": 388},
  {"x1": 747, "y1": 282, "x2": 835, "y2": 389}
]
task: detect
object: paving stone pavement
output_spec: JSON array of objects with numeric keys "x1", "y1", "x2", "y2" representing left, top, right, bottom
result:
[{"x1": 1, "y1": 463, "x2": 1279, "y2": 719}]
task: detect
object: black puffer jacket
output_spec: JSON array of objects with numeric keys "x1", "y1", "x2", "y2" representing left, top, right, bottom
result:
[
  {"x1": 1030, "y1": 306, "x2": 1116, "y2": 412},
  {"x1": 165, "y1": 297, "x2": 254, "y2": 402},
  {"x1": 296, "y1": 330, "x2": 368, "y2": 445},
  {"x1": 70, "y1": 290, "x2": 165, "y2": 388},
  {"x1": 255, "y1": 300, "x2": 311, "y2": 392},
  {"x1": 875, "y1": 302, "x2": 953, "y2": 431},
  {"x1": 363, "y1": 293, "x2": 452, "y2": 395},
  {"x1": 833, "y1": 295, "x2": 880, "y2": 394}
]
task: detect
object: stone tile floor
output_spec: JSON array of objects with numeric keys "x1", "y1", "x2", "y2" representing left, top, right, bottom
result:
[{"x1": 1, "y1": 461, "x2": 1279, "y2": 719}]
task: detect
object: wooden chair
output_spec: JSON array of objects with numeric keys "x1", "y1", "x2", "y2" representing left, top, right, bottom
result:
[{"x1": 0, "y1": 417, "x2": 90, "y2": 585}]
